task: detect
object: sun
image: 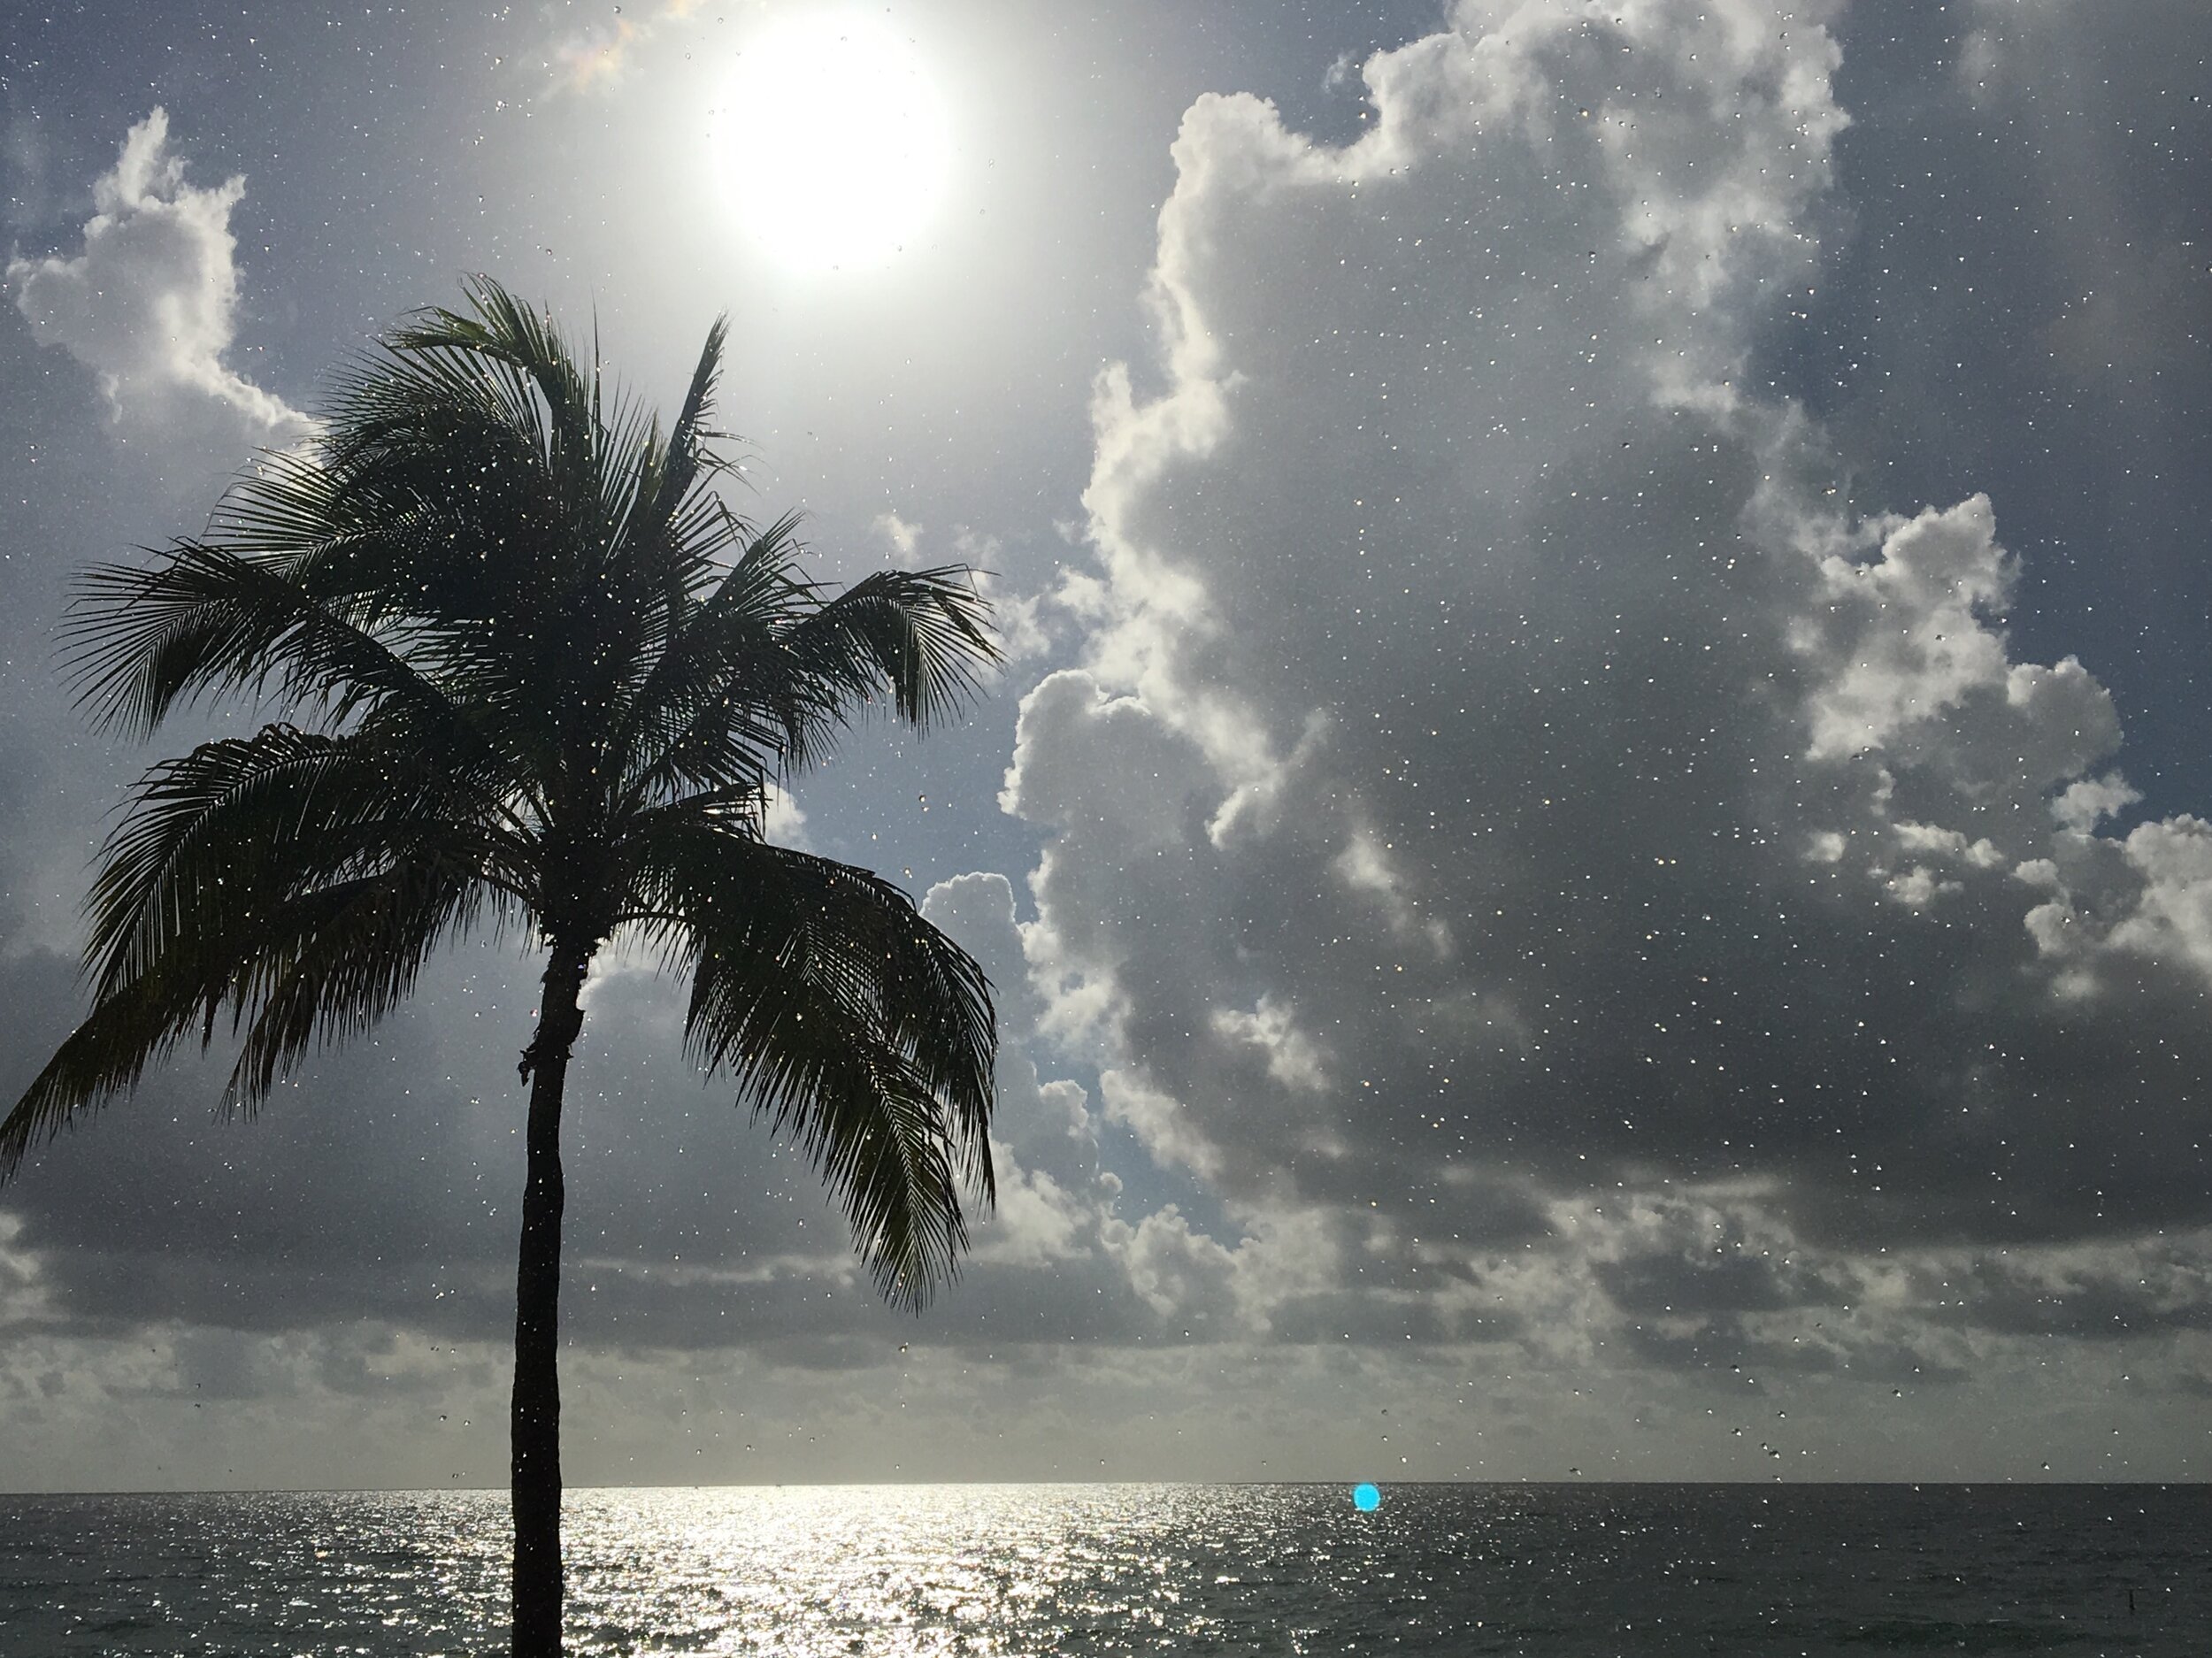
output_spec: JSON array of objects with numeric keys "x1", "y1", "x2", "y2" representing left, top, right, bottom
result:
[{"x1": 719, "y1": 13, "x2": 951, "y2": 272}]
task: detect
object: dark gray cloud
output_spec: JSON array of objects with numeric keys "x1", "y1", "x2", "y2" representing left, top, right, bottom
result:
[{"x1": 997, "y1": 0, "x2": 2212, "y2": 1395}]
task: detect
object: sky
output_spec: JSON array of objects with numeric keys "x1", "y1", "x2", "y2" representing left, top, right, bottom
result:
[{"x1": 0, "y1": 0, "x2": 2208, "y2": 1492}]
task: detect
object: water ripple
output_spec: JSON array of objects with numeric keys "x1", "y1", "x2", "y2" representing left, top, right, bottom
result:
[{"x1": 0, "y1": 1484, "x2": 2204, "y2": 1655}]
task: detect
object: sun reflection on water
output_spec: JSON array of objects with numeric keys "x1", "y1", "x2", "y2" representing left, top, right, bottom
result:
[{"x1": 560, "y1": 1484, "x2": 1305, "y2": 1654}]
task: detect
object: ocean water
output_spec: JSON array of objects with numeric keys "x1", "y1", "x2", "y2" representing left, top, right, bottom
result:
[{"x1": 0, "y1": 1483, "x2": 2204, "y2": 1655}]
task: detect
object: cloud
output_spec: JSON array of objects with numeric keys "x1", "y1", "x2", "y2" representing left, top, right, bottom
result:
[
  {"x1": 995, "y1": 0, "x2": 2212, "y2": 1389},
  {"x1": 761, "y1": 783, "x2": 811, "y2": 850},
  {"x1": 554, "y1": 17, "x2": 645, "y2": 92},
  {"x1": 872, "y1": 510, "x2": 926, "y2": 567},
  {"x1": 545, "y1": 0, "x2": 717, "y2": 94},
  {"x1": 7, "y1": 109, "x2": 307, "y2": 455}
]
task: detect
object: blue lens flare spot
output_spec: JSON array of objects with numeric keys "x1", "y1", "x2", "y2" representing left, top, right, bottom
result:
[{"x1": 1352, "y1": 1482, "x2": 1381, "y2": 1511}]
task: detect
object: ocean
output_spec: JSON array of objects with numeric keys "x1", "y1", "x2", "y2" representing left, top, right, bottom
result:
[{"x1": 0, "y1": 1483, "x2": 2203, "y2": 1655}]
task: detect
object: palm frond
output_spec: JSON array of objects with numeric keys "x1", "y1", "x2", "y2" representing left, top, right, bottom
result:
[
  {"x1": 219, "y1": 861, "x2": 488, "y2": 1107},
  {"x1": 65, "y1": 537, "x2": 456, "y2": 739},
  {"x1": 386, "y1": 278, "x2": 597, "y2": 503},
  {"x1": 775, "y1": 564, "x2": 1001, "y2": 739},
  {"x1": 626, "y1": 817, "x2": 996, "y2": 1304},
  {"x1": 86, "y1": 723, "x2": 526, "y2": 1004},
  {"x1": 618, "y1": 314, "x2": 739, "y2": 664},
  {"x1": 2, "y1": 863, "x2": 480, "y2": 1183},
  {"x1": 1, "y1": 963, "x2": 205, "y2": 1179},
  {"x1": 648, "y1": 314, "x2": 732, "y2": 553},
  {"x1": 612, "y1": 510, "x2": 819, "y2": 805}
]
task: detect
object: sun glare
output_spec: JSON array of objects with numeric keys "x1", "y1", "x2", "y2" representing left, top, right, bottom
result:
[{"x1": 720, "y1": 13, "x2": 951, "y2": 272}]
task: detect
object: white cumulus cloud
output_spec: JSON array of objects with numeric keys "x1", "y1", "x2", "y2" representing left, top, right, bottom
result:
[{"x1": 8, "y1": 108, "x2": 308, "y2": 455}]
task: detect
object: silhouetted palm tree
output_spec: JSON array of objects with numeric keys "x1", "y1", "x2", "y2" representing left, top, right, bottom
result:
[{"x1": 1, "y1": 279, "x2": 999, "y2": 1656}]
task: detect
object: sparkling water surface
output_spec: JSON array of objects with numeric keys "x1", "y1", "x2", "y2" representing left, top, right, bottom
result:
[{"x1": 0, "y1": 1483, "x2": 2205, "y2": 1655}]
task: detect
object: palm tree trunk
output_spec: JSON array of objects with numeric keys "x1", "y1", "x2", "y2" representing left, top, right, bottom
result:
[{"x1": 511, "y1": 944, "x2": 589, "y2": 1658}]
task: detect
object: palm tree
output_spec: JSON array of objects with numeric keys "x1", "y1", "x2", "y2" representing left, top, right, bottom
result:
[{"x1": 0, "y1": 279, "x2": 999, "y2": 1656}]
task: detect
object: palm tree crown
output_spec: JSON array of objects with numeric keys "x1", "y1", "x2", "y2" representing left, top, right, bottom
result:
[
  {"x1": 4, "y1": 280, "x2": 998, "y2": 1291},
  {"x1": 1, "y1": 279, "x2": 1000, "y2": 1654}
]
